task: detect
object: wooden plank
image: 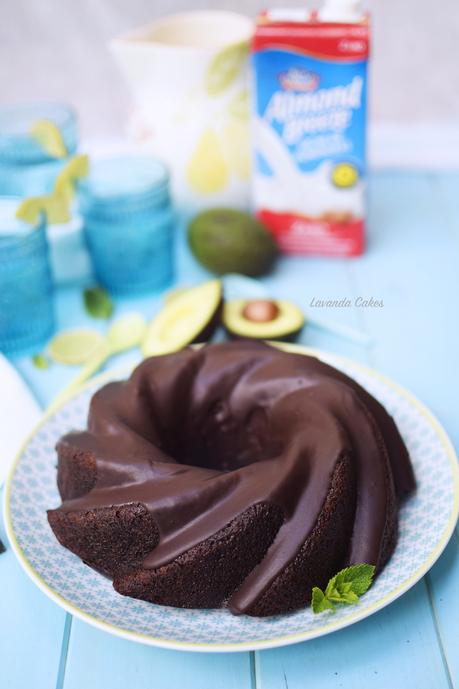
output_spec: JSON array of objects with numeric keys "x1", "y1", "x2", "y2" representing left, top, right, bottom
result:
[
  {"x1": 428, "y1": 536, "x2": 459, "y2": 684},
  {"x1": 62, "y1": 619, "x2": 253, "y2": 689},
  {"x1": 0, "y1": 509, "x2": 66, "y2": 689},
  {"x1": 256, "y1": 583, "x2": 450, "y2": 689},
  {"x1": 425, "y1": 172, "x2": 459, "y2": 685}
]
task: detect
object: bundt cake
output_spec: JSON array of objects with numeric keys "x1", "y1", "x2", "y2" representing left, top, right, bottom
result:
[{"x1": 47, "y1": 341, "x2": 415, "y2": 616}]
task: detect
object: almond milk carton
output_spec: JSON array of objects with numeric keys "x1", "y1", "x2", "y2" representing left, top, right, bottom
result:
[{"x1": 251, "y1": 4, "x2": 370, "y2": 255}]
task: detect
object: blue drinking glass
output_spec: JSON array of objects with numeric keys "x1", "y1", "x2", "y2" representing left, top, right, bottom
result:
[
  {"x1": 0, "y1": 102, "x2": 78, "y2": 196},
  {"x1": 80, "y1": 157, "x2": 175, "y2": 296},
  {"x1": 0, "y1": 198, "x2": 55, "y2": 353}
]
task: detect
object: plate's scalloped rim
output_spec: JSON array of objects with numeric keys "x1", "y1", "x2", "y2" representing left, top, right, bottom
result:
[{"x1": 3, "y1": 343, "x2": 459, "y2": 653}]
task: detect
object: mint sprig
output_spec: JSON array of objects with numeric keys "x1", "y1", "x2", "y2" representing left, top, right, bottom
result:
[
  {"x1": 83, "y1": 287, "x2": 113, "y2": 320},
  {"x1": 312, "y1": 564, "x2": 375, "y2": 614}
]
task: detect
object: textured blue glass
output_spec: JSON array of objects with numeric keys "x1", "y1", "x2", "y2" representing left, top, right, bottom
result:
[
  {"x1": 0, "y1": 103, "x2": 78, "y2": 196},
  {"x1": 0, "y1": 198, "x2": 55, "y2": 353},
  {"x1": 80, "y1": 157, "x2": 175, "y2": 296}
]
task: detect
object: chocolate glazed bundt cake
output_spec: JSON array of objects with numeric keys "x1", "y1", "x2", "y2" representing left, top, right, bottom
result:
[{"x1": 48, "y1": 341, "x2": 415, "y2": 617}]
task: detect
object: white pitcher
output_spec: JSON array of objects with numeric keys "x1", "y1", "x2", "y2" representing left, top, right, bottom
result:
[{"x1": 110, "y1": 11, "x2": 253, "y2": 211}]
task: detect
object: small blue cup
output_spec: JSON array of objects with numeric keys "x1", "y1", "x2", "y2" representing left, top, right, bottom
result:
[
  {"x1": 80, "y1": 157, "x2": 174, "y2": 296},
  {"x1": 0, "y1": 198, "x2": 55, "y2": 353},
  {"x1": 0, "y1": 103, "x2": 78, "y2": 196}
]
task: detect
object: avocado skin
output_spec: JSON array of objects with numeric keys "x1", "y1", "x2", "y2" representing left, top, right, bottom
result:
[
  {"x1": 224, "y1": 327, "x2": 302, "y2": 343},
  {"x1": 188, "y1": 208, "x2": 277, "y2": 277}
]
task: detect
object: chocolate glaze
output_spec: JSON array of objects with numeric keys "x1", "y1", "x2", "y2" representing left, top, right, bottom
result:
[{"x1": 52, "y1": 341, "x2": 415, "y2": 615}]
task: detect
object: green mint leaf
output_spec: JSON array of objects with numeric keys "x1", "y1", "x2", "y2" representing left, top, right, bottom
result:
[
  {"x1": 325, "y1": 574, "x2": 338, "y2": 599},
  {"x1": 335, "y1": 564, "x2": 376, "y2": 597},
  {"x1": 341, "y1": 591, "x2": 360, "y2": 604},
  {"x1": 312, "y1": 587, "x2": 335, "y2": 614},
  {"x1": 32, "y1": 353, "x2": 49, "y2": 370},
  {"x1": 312, "y1": 564, "x2": 375, "y2": 614},
  {"x1": 327, "y1": 587, "x2": 347, "y2": 604},
  {"x1": 83, "y1": 287, "x2": 113, "y2": 320}
]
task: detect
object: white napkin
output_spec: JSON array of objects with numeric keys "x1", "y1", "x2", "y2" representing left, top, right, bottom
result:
[{"x1": 0, "y1": 354, "x2": 41, "y2": 485}]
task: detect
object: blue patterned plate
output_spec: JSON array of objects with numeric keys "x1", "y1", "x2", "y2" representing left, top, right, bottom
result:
[{"x1": 4, "y1": 345, "x2": 459, "y2": 652}]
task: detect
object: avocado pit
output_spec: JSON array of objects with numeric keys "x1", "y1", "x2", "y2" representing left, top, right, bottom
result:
[{"x1": 242, "y1": 300, "x2": 280, "y2": 323}]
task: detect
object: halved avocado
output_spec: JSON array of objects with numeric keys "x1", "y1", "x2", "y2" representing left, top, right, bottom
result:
[
  {"x1": 142, "y1": 280, "x2": 223, "y2": 357},
  {"x1": 223, "y1": 299, "x2": 304, "y2": 341}
]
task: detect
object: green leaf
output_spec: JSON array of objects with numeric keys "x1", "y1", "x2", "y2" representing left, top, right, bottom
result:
[
  {"x1": 83, "y1": 287, "x2": 113, "y2": 320},
  {"x1": 312, "y1": 563, "x2": 375, "y2": 614},
  {"x1": 341, "y1": 591, "x2": 360, "y2": 604},
  {"x1": 334, "y1": 564, "x2": 376, "y2": 597},
  {"x1": 205, "y1": 41, "x2": 249, "y2": 96},
  {"x1": 312, "y1": 587, "x2": 335, "y2": 614},
  {"x1": 326, "y1": 587, "x2": 344, "y2": 603},
  {"x1": 32, "y1": 353, "x2": 49, "y2": 370}
]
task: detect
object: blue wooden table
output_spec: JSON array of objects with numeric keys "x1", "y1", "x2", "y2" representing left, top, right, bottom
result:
[{"x1": 1, "y1": 170, "x2": 458, "y2": 689}]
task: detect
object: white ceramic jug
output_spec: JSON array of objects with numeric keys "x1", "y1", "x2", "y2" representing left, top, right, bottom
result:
[{"x1": 110, "y1": 11, "x2": 253, "y2": 211}]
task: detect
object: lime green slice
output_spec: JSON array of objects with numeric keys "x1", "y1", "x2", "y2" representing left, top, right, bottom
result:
[
  {"x1": 15, "y1": 197, "x2": 44, "y2": 225},
  {"x1": 16, "y1": 194, "x2": 71, "y2": 225},
  {"x1": 107, "y1": 313, "x2": 147, "y2": 353},
  {"x1": 30, "y1": 119, "x2": 68, "y2": 159},
  {"x1": 44, "y1": 193, "x2": 71, "y2": 224},
  {"x1": 53, "y1": 177, "x2": 73, "y2": 204},
  {"x1": 49, "y1": 329, "x2": 105, "y2": 365},
  {"x1": 48, "y1": 313, "x2": 147, "y2": 412},
  {"x1": 17, "y1": 155, "x2": 89, "y2": 227},
  {"x1": 55, "y1": 154, "x2": 90, "y2": 201},
  {"x1": 63, "y1": 153, "x2": 89, "y2": 179},
  {"x1": 205, "y1": 41, "x2": 249, "y2": 96}
]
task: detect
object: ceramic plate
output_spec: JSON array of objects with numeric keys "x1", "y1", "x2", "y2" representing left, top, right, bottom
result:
[{"x1": 4, "y1": 345, "x2": 459, "y2": 652}]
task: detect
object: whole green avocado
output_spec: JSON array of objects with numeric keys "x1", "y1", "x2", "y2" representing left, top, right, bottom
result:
[{"x1": 188, "y1": 208, "x2": 277, "y2": 277}]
